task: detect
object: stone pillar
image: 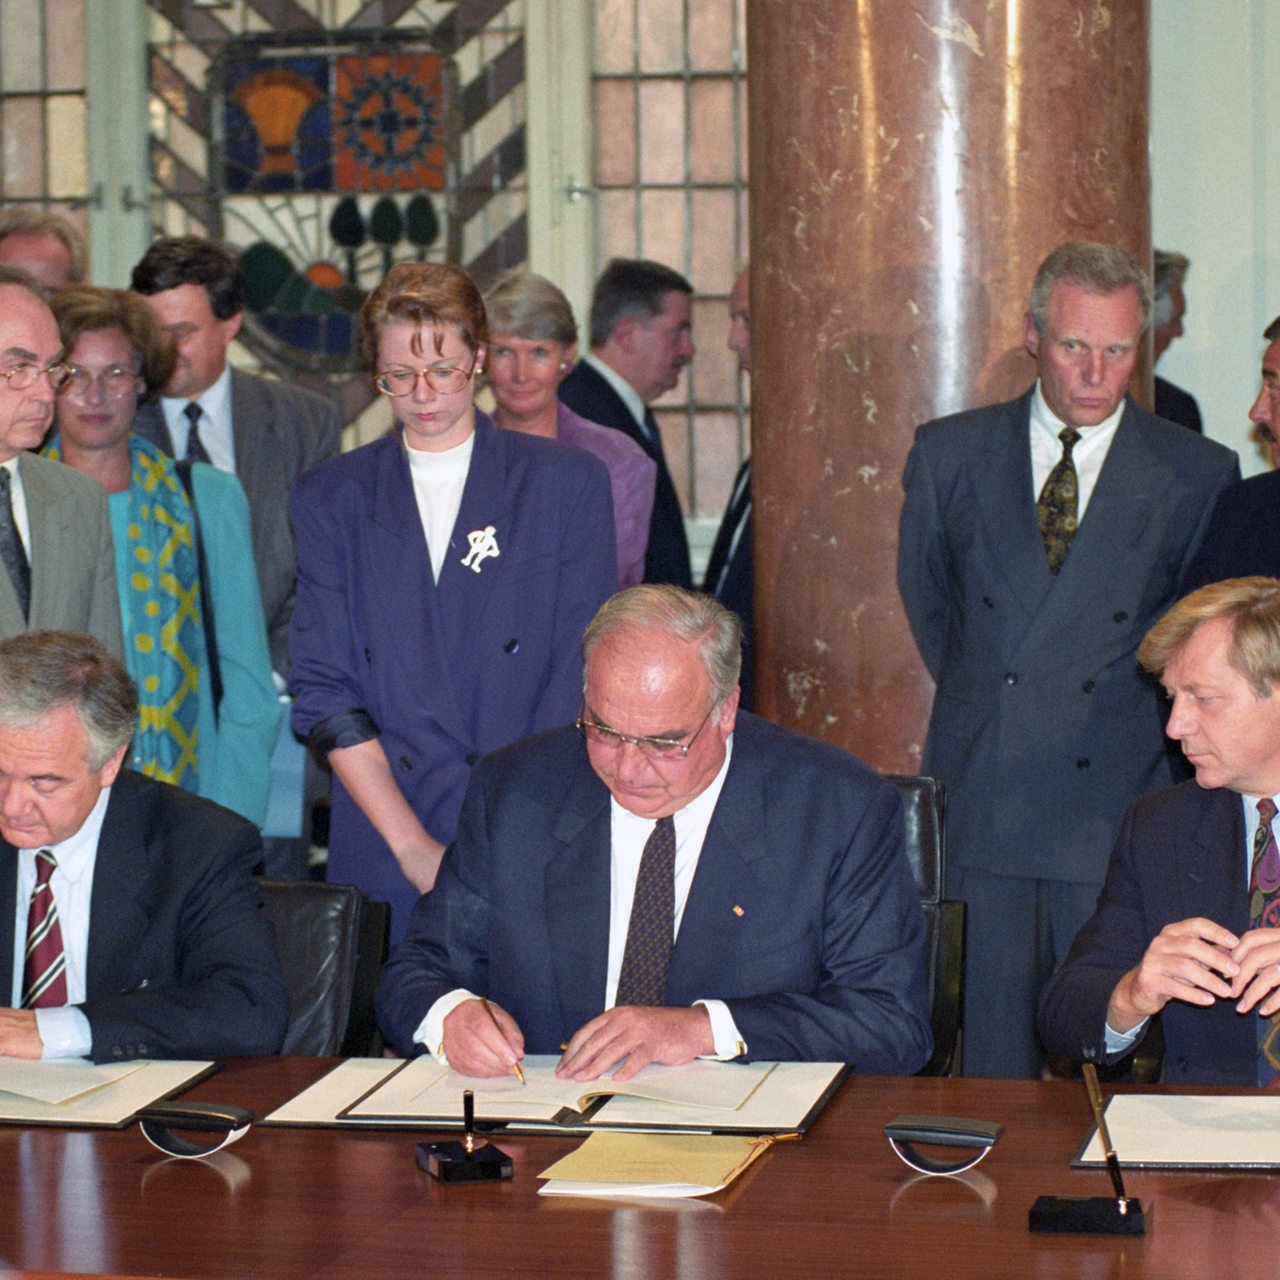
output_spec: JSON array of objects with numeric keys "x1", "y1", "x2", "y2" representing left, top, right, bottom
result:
[{"x1": 747, "y1": 0, "x2": 1150, "y2": 771}]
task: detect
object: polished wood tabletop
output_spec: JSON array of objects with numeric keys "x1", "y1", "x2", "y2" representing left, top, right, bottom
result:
[{"x1": 0, "y1": 1058, "x2": 1276, "y2": 1278}]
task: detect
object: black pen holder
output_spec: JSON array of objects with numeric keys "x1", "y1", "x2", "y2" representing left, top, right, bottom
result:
[
  {"x1": 417, "y1": 1140, "x2": 514, "y2": 1183},
  {"x1": 1029, "y1": 1195, "x2": 1147, "y2": 1235}
]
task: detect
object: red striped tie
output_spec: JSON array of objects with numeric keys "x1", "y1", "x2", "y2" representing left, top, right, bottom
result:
[{"x1": 22, "y1": 849, "x2": 68, "y2": 1009}]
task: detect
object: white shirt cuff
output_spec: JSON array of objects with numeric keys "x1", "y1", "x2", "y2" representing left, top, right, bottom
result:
[
  {"x1": 418, "y1": 988, "x2": 479, "y2": 1064},
  {"x1": 695, "y1": 999, "x2": 747, "y2": 1060},
  {"x1": 36, "y1": 1007, "x2": 92, "y2": 1059},
  {"x1": 1103, "y1": 1017, "x2": 1147, "y2": 1056}
]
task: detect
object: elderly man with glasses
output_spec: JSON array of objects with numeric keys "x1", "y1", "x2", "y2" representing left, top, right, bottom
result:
[
  {"x1": 0, "y1": 271, "x2": 121, "y2": 652},
  {"x1": 378, "y1": 585, "x2": 932, "y2": 1081}
]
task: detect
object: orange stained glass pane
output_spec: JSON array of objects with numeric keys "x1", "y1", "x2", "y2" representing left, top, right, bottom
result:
[
  {"x1": 2, "y1": 98, "x2": 46, "y2": 198},
  {"x1": 597, "y1": 188, "x2": 639, "y2": 263},
  {"x1": 638, "y1": 78, "x2": 685, "y2": 186},
  {"x1": 46, "y1": 95, "x2": 87, "y2": 199},
  {"x1": 638, "y1": 187, "x2": 686, "y2": 271},
  {"x1": 594, "y1": 0, "x2": 636, "y2": 74},
  {"x1": 593, "y1": 79, "x2": 636, "y2": 187},
  {"x1": 689, "y1": 80, "x2": 735, "y2": 184},
  {"x1": 688, "y1": 0, "x2": 734, "y2": 72},
  {"x1": 690, "y1": 188, "x2": 739, "y2": 297},
  {"x1": 45, "y1": 0, "x2": 85, "y2": 91},
  {"x1": 637, "y1": 0, "x2": 685, "y2": 74},
  {"x1": 1, "y1": 1, "x2": 44, "y2": 93},
  {"x1": 693, "y1": 408, "x2": 743, "y2": 518},
  {"x1": 653, "y1": 405, "x2": 692, "y2": 509},
  {"x1": 690, "y1": 294, "x2": 740, "y2": 405}
]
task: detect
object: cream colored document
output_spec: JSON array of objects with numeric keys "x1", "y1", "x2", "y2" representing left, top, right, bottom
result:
[{"x1": 0, "y1": 1059, "x2": 215, "y2": 1127}]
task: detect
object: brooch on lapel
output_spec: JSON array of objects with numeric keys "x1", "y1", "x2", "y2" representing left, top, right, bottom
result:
[{"x1": 461, "y1": 525, "x2": 500, "y2": 573}]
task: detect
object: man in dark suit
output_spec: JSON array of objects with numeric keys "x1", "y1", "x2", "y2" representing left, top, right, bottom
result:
[
  {"x1": 1152, "y1": 249, "x2": 1204, "y2": 433},
  {"x1": 559, "y1": 259, "x2": 695, "y2": 588},
  {"x1": 377, "y1": 586, "x2": 931, "y2": 1080},
  {"x1": 704, "y1": 267, "x2": 755, "y2": 709},
  {"x1": 129, "y1": 237, "x2": 342, "y2": 676},
  {"x1": 1183, "y1": 316, "x2": 1280, "y2": 589},
  {"x1": 898, "y1": 242, "x2": 1239, "y2": 1078},
  {"x1": 1039, "y1": 578, "x2": 1280, "y2": 1086},
  {"x1": 0, "y1": 631, "x2": 287, "y2": 1062},
  {"x1": 0, "y1": 274, "x2": 121, "y2": 657}
]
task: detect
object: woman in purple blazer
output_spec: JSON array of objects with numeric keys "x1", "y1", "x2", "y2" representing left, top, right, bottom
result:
[
  {"x1": 289, "y1": 263, "x2": 617, "y2": 940},
  {"x1": 484, "y1": 269, "x2": 656, "y2": 588}
]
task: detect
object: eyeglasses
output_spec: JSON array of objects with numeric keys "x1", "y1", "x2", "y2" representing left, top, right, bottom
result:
[
  {"x1": 0, "y1": 362, "x2": 72, "y2": 392},
  {"x1": 374, "y1": 358, "x2": 479, "y2": 397},
  {"x1": 59, "y1": 365, "x2": 141, "y2": 400},
  {"x1": 576, "y1": 705, "x2": 715, "y2": 762}
]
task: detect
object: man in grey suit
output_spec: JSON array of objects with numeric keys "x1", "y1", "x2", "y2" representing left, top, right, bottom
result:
[
  {"x1": 0, "y1": 274, "x2": 121, "y2": 656},
  {"x1": 898, "y1": 242, "x2": 1239, "y2": 1078},
  {"x1": 129, "y1": 237, "x2": 342, "y2": 677}
]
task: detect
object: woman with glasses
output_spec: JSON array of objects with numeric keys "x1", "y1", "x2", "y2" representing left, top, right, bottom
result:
[
  {"x1": 288, "y1": 262, "x2": 616, "y2": 940},
  {"x1": 44, "y1": 285, "x2": 279, "y2": 824},
  {"x1": 483, "y1": 269, "x2": 656, "y2": 587}
]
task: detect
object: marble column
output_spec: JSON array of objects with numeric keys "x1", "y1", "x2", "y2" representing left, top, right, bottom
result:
[{"x1": 746, "y1": 0, "x2": 1150, "y2": 771}]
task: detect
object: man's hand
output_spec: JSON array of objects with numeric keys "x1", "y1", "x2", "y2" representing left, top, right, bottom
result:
[
  {"x1": 441, "y1": 998, "x2": 525, "y2": 1077},
  {"x1": 1230, "y1": 928, "x2": 1280, "y2": 1015},
  {"x1": 1107, "y1": 917, "x2": 1240, "y2": 1032},
  {"x1": 557, "y1": 1006, "x2": 714, "y2": 1083},
  {"x1": 0, "y1": 1009, "x2": 42, "y2": 1058}
]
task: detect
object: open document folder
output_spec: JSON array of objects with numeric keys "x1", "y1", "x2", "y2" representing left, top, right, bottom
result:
[
  {"x1": 1074, "y1": 1093, "x2": 1280, "y2": 1169},
  {"x1": 0, "y1": 1059, "x2": 217, "y2": 1128},
  {"x1": 264, "y1": 1055, "x2": 848, "y2": 1134}
]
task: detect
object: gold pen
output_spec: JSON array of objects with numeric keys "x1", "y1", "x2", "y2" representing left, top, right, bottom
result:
[
  {"x1": 1083, "y1": 1062, "x2": 1128, "y2": 1207},
  {"x1": 480, "y1": 997, "x2": 525, "y2": 1085}
]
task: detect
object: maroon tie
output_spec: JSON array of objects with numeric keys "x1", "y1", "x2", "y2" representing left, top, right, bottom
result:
[
  {"x1": 22, "y1": 850, "x2": 68, "y2": 1009},
  {"x1": 615, "y1": 816, "x2": 677, "y2": 1006}
]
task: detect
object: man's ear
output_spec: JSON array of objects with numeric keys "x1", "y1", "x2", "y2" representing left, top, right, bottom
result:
[
  {"x1": 1022, "y1": 311, "x2": 1040, "y2": 359},
  {"x1": 98, "y1": 742, "x2": 130, "y2": 789}
]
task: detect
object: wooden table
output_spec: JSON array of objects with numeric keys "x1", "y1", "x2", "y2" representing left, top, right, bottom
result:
[{"x1": 0, "y1": 1059, "x2": 1276, "y2": 1278}]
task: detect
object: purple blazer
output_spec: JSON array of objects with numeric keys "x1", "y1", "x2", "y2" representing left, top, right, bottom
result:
[
  {"x1": 288, "y1": 412, "x2": 617, "y2": 940},
  {"x1": 556, "y1": 402, "x2": 656, "y2": 588}
]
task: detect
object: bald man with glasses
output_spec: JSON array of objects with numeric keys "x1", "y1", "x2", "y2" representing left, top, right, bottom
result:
[
  {"x1": 0, "y1": 274, "x2": 121, "y2": 653},
  {"x1": 378, "y1": 585, "x2": 931, "y2": 1081}
]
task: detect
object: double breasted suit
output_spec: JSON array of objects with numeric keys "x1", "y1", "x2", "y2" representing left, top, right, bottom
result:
[
  {"x1": 134, "y1": 369, "x2": 342, "y2": 674},
  {"x1": 0, "y1": 771, "x2": 288, "y2": 1063},
  {"x1": 898, "y1": 390, "x2": 1238, "y2": 1074},
  {"x1": 377, "y1": 714, "x2": 933, "y2": 1073},
  {"x1": 289, "y1": 414, "x2": 617, "y2": 940},
  {"x1": 0, "y1": 454, "x2": 122, "y2": 657},
  {"x1": 1038, "y1": 782, "x2": 1256, "y2": 1086}
]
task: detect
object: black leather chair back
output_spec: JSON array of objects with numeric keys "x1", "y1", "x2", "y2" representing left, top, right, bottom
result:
[
  {"x1": 260, "y1": 879, "x2": 390, "y2": 1056},
  {"x1": 887, "y1": 775, "x2": 964, "y2": 1076}
]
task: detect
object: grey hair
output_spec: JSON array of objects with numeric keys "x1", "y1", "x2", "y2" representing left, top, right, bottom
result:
[
  {"x1": 0, "y1": 631, "x2": 136, "y2": 769},
  {"x1": 483, "y1": 268, "x2": 578, "y2": 346},
  {"x1": 0, "y1": 209, "x2": 87, "y2": 283},
  {"x1": 1028, "y1": 242, "x2": 1152, "y2": 334},
  {"x1": 1153, "y1": 249, "x2": 1190, "y2": 328},
  {"x1": 582, "y1": 586, "x2": 743, "y2": 707}
]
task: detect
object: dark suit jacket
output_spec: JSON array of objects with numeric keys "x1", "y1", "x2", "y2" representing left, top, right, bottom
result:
[
  {"x1": 0, "y1": 771, "x2": 288, "y2": 1062},
  {"x1": 1038, "y1": 782, "x2": 1256, "y2": 1086},
  {"x1": 133, "y1": 369, "x2": 342, "y2": 673},
  {"x1": 376, "y1": 713, "x2": 933, "y2": 1072},
  {"x1": 0, "y1": 454, "x2": 122, "y2": 658},
  {"x1": 559, "y1": 360, "x2": 693, "y2": 587},
  {"x1": 1182, "y1": 470, "x2": 1280, "y2": 589},
  {"x1": 898, "y1": 391, "x2": 1238, "y2": 885},
  {"x1": 289, "y1": 414, "x2": 617, "y2": 941},
  {"x1": 703, "y1": 457, "x2": 754, "y2": 710},
  {"x1": 1155, "y1": 374, "x2": 1204, "y2": 434}
]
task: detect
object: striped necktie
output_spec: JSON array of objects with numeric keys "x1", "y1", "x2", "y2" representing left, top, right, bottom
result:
[{"x1": 22, "y1": 849, "x2": 68, "y2": 1009}]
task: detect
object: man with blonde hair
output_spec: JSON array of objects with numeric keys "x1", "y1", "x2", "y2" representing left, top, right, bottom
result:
[{"x1": 1040, "y1": 577, "x2": 1280, "y2": 1085}]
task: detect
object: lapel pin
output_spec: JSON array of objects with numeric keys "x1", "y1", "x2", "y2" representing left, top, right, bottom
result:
[
  {"x1": 733, "y1": 904, "x2": 745, "y2": 917},
  {"x1": 461, "y1": 525, "x2": 500, "y2": 573}
]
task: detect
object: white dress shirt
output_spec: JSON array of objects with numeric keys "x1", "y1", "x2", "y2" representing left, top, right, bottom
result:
[
  {"x1": 583, "y1": 352, "x2": 652, "y2": 445},
  {"x1": 406, "y1": 431, "x2": 474, "y2": 583},
  {"x1": 160, "y1": 364, "x2": 236, "y2": 473},
  {"x1": 10, "y1": 787, "x2": 113, "y2": 1058},
  {"x1": 1028, "y1": 381, "x2": 1125, "y2": 519}
]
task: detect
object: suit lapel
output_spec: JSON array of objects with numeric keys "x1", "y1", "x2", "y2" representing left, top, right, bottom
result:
[
  {"x1": 0, "y1": 844, "x2": 17, "y2": 1002},
  {"x1": 1182, "y1": 789, "x2": 1250, "y2": 935},
  {"x1": 19, "y1": 455, "x2": 67, "y2": 630},
  {"x1": 229, "y1": 370, "x2": 269, "y2": 501}
]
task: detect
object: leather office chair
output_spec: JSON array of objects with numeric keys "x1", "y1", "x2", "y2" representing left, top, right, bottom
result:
[
  {"x1": 887, "y1": 775, "x2": 965, "y2": 1077},
  {"x1": 260, "y1": 879, "x2": 390, "y2": 1056}
]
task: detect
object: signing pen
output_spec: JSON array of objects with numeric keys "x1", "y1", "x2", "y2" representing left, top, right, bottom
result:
[
  {"x1": 1082, "y1": 1062, "x2": 1129, "y2": 1208},
  {"x1": 480, "y1": 998, "x2": 525, "y2": 1085}
]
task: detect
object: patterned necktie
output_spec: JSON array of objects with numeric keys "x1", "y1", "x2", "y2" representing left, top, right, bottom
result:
[
  {"x1": 615, "y1": 815, "x2": 677, "y2": 1006},
  {"x1": 183, "y1": 402, "x2": 211, "y2": 465},
  {"x1": 0, "y1": 467, "x2": 31, "y2": 620},
  {"x1": 22, "y1": 850, "x2": 68, "y2": 1009},
  {"x1": 1250, "y1": 799, "x2": 1280, "y2": 1083},
  {"x1": 1036, "y1": 427, "x2": 1081, "y2": 575}
]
